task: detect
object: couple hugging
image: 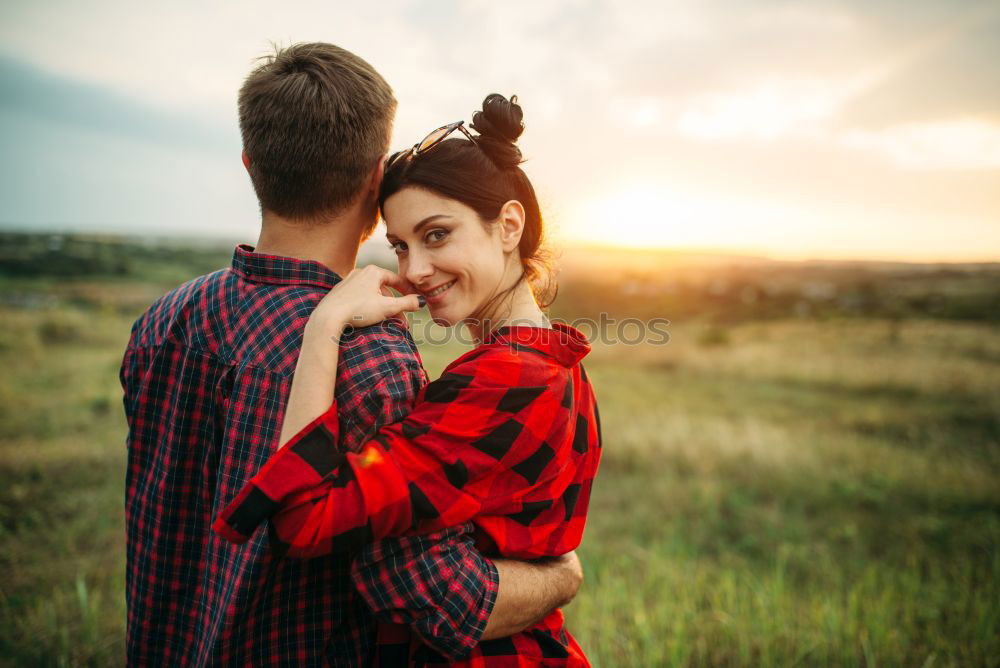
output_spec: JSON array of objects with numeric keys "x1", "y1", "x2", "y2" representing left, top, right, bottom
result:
[{"x1": 121, "y1": 41, "x2": 602, "y2": 667}]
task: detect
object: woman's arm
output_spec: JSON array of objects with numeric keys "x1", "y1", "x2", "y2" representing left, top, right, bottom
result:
[
  {"x1": 215, "y1": 347, "x2": 560, "y2": 555},
  {"x1": 214, "y1": 268, "x2": 563, "y2": 554},
  {"x1": 278, "y1": 264, "x2": 421, "y2": 444},
  {"x1": 277, "y1": 319, "x2": 342, "y2": 445}
]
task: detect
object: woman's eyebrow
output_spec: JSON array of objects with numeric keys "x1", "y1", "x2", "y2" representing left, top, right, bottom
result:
[
  {"x1": 386, "y1": 214, "x2": 453, "y2": 240},
  {"x1": 413, "y1": 215, "x2": 452, "y2": 234}
]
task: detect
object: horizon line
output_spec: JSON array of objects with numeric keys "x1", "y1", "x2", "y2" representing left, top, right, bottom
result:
[{"x1": 1, "y1": 221, "x2": 998, "y2": 266}]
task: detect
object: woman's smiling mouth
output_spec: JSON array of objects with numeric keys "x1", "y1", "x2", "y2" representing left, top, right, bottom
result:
[{"x1": 423, "y1": 279, "x2": 457, "y2": 303}]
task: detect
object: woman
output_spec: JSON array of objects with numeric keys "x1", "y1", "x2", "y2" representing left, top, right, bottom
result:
[{"x1": 215, "y1": 94, "x2": 601, "y2": 666}]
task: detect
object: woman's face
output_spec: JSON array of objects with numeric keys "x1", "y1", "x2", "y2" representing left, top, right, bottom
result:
[{"x1": 383, "y1": 186, "x2": 514, "y2": 327}]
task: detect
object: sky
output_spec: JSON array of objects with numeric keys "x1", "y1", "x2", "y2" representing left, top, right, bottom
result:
[{"x1": 1, "y1": 0, "x2": 998, "y2": 261}]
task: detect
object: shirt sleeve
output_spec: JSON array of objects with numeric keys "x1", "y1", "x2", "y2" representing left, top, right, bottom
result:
[
  {"x1": 119, "y1": 322, "x2": 145, "y2": 432},
  {"x1": 119, "y1": 348, "x2": 135, "y2": 418},
  {"x1": 353, "y1": 524, "x2": 499, "y2": 660},
  {"x1": 334, "y1": 318, "x2": 426, "y2": 454},
  {"x1": 347, "y1": 356, "x2": 499, "y2": 659},
  {"x1": 212, "y1": 347, "x2": 559, "y2": 555}
]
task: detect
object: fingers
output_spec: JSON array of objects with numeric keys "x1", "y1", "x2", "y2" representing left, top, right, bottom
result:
[
  {"x1": 329, "y1": 266, "x2": 425, "y2": 328},
  {"x1": 383, "y1": 293, "x2": 424, "y2": 317},
  {"x1": 376, "y1": 267, "x2": 415, "y2": 296},
  {"x1": 394, "y1": 275, "x2": 419, "y2": 296},
  {"x1": 339, "y1": 294, "x2": 425, "y2": 329},
  {"x1": 351, "y1": 265, "x2": 416, "y2": 297}
]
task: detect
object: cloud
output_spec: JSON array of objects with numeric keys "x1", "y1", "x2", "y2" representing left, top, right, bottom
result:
[
  {"x1": 0, "y1": 0, "x2": 997, "y2": 258},
  {"x1": 835, "y1": 5, "x2": 1000, "y2": 128},
  {"x1": 606, "y1": 2, "x2": 867, "y2": 98},
  {"x1": 0, "y1": 54, "x2": 251, "y2": 235},
  {"x1": 840, "y1": 118, "x2": 1000, "y2": 170},
  {"x1": 0, "y1": 55, "x2": 237, "y2": 152},
  {"x1": 674, "y1": 80, "x2": 842, "y2": 142}
]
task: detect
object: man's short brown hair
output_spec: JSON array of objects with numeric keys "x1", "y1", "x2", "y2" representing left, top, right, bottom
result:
[{"x1": 239, "y1": 42, "x2": 396, "y2": 221}]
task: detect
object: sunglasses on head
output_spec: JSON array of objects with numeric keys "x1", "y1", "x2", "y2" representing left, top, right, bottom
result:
[{"x1": 385, "y1": 120, "x2": 477, "y2": 170}]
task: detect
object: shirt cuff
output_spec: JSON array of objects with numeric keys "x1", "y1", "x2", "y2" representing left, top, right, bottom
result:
[{"x1": 416, "y1": 551, "x2": 499, "y2": 660}]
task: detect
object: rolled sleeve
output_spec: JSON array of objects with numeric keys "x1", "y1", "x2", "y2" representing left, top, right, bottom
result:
[
  {"x1": 350, "y1": 357, "x2": 497, "y2": 659},
  {"x1": 343, "y1": 328, "x2": 497, "y2": 659},
  {"x1": 352, "y1": 524, "x2": 499, "y2": 660},
  {"x1": 337, "y1": 319, "x2": 426, "y2": 454}
]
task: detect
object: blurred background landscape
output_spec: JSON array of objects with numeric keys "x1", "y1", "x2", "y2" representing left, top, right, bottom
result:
[
  {"x1": 2, "y1": 0, "x2": 1000, "y2": 665},
  {"x1": 0, "y1": 232, "x2": 997, "y2": 665}
]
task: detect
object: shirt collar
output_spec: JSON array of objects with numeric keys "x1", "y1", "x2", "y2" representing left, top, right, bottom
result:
[
  {"x1": 230, "y1": 244, "x2": 342, "y2": 289},
  {"x1": 486, "y1": 322, "x2": 591, "y2": 367}
]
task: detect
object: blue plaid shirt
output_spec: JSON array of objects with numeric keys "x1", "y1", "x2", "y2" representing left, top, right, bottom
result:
[{"x1": 120, "y1": 245, "x2": 498, "y2": 666}]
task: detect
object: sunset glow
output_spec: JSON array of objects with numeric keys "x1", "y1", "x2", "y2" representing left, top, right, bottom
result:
[
  {"x1": 571, "y1": 186, "x2": 776, "y2": 251},
  {"x1": 1, "y1": 0, "x2": 998, "y2": 261}
]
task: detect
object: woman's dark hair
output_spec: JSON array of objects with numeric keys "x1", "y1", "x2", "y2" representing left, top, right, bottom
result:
[{"x1": 379, "y1": 94, "x2": 555, "y2": 311}]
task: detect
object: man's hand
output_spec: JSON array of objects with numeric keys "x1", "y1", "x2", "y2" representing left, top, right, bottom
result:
[{"x1": 481, "y1": 550, "x2": 584, "y2": 640}]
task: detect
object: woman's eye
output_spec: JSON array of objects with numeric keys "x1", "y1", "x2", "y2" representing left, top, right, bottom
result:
[
  {"x1": 425, "y1": 229, "x2": 449, "y2": 244},
  {"x1": 389, "y1": 241, "x2": 407, "y2": 254}
]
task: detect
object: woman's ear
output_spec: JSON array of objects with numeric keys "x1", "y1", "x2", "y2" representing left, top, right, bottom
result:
[{"x1": 497, "y1": 200, "x2": 526, "y2": 253}]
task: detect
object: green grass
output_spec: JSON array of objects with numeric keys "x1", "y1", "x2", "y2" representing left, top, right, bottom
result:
[
  {"x1": 1, "y1": 289, "x2": 998, "y2": 666},
  {"x1": 0, "y1": 303, "x2": 132, "y2": 667},
  {"x1": 568, "y1": 321, "x2": 1000, "y2": 666}
]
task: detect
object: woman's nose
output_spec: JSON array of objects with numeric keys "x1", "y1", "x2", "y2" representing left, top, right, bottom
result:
[{"x1": 404, "y1": 249, "x2": 434, "y2": 286}]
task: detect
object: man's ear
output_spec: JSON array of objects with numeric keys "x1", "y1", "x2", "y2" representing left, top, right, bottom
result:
[
  {"x1": 358, "y1": 157, "x2": 388, "y2": 240},
  {"x1": 241, "y1": 150, "x2": 251, "y2": 173},
  {"x1": 497, "y1": 200, "x2": 526, "y2": 253},
  {"x1": 367, "y1": 155, "x2": 387, "y2": 198}
]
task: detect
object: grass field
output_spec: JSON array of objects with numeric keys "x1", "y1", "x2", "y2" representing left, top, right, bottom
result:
[{"x1": 1, "y1": 268, "x2": 998, "y2": 666}]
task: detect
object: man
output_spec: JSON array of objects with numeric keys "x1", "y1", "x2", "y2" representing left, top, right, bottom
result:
[{"x1": 120, "y1": 42, "x2": 582, "y2": 666}]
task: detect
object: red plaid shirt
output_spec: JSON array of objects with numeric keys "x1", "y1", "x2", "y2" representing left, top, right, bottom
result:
[
  {"x1": 215, "y1": 323, "x2": 602, "y2": 666},
  {"x1": 120, "y1": 245, "x2": 497, "y2": 666}
]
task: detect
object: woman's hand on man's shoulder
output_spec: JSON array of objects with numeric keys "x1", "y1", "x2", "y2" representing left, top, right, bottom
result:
[{"x1": 308, "y1": 265, "x2": 425, "y2": 339}]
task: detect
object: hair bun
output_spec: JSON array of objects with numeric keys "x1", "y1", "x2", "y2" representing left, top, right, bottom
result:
[{"x1": 470, "y1": 93, "x2": 524, "y2": 169}]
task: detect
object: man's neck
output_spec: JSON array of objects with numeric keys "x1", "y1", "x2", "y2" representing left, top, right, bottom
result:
[{"x1": 254, "y1": 210, "x2": 371, "y2": 278}]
